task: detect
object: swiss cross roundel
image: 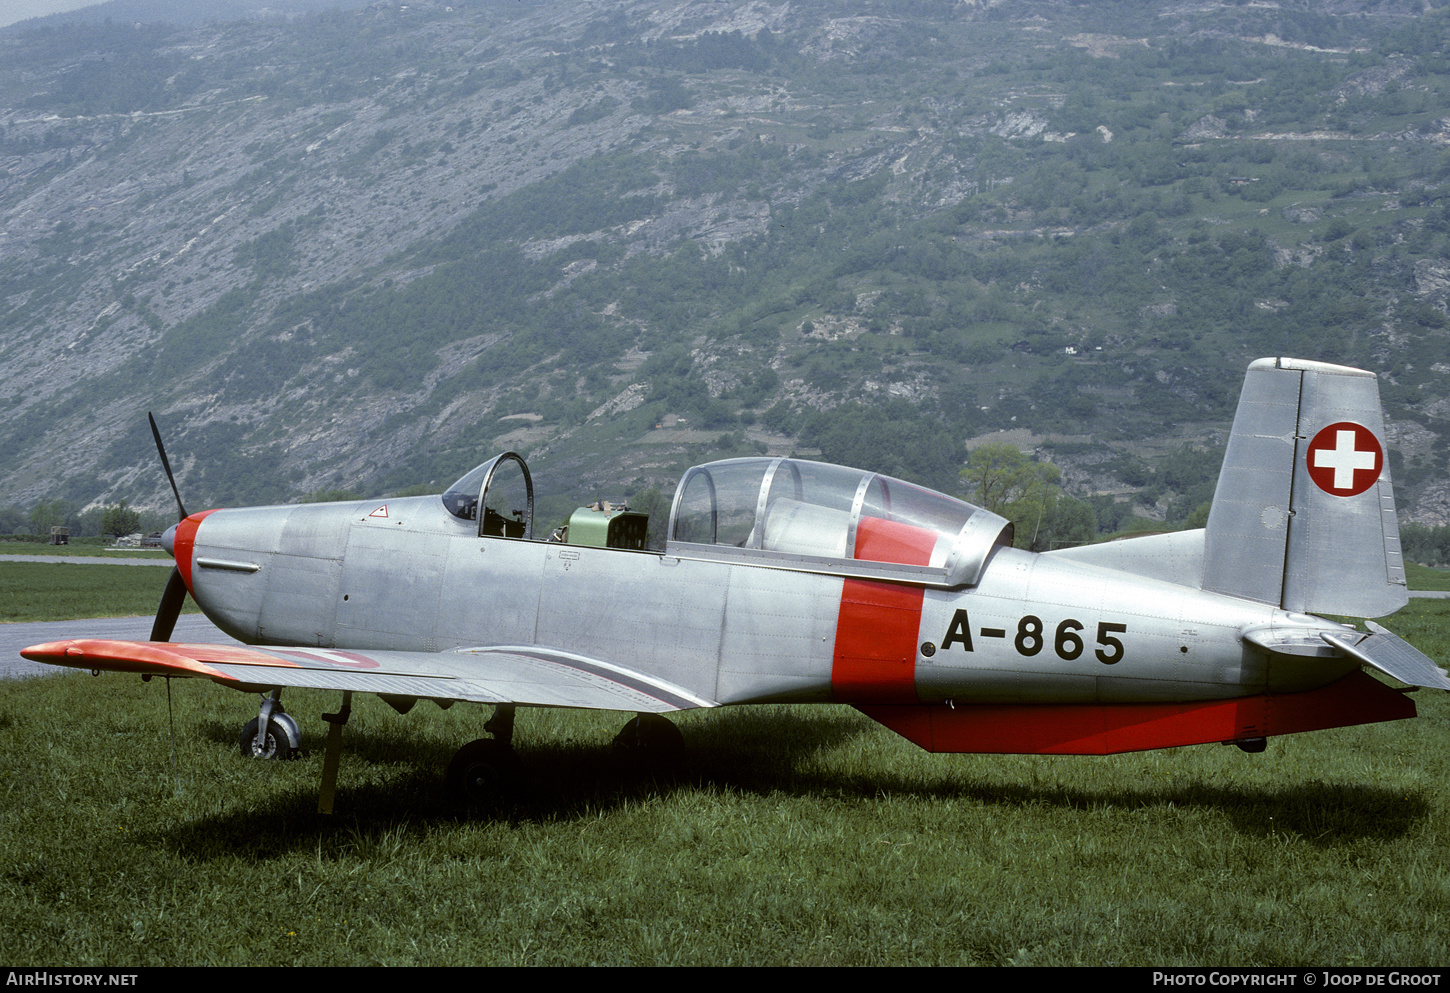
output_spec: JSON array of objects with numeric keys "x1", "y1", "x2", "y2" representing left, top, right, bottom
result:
[{"x1": 1306, "y1": 421, "x2": 1383, "y2": 497}]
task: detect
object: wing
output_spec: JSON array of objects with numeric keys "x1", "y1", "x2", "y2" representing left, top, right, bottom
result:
[{"x1": 20, "y1": 640, "x2": 718, "y2": 714}]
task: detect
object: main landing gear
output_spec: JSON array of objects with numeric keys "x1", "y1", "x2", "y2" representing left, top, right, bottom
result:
[
  {"x1": 443, "y1": 708, "x2": 686, "y2": 804},
  {"x1": 234, "y1": 693, "x2": 687, "y2": 809},
  {"x1": 235, "y1": 689, "x2": 352, "y2": 814},
  {"x1": 612, "y1": 713, "x2": 685, "y2": 764},
  {"x1": 446, "y1": 704, "x2": 523, "y2": 803}
]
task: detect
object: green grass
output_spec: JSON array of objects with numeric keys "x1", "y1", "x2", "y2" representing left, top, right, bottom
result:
[
  {"x1": 2, "y1": 603, "x2": 1449, "y2": 966},
  {"x1": 1406, "y1": 562, "x2": 1450, "y2": 593},
  {"x1": 2, "y1": 568, "x2": 1446, "y2": 965},
  {"x1": 0, "y1": 562, "x2": 199, "y2": 623},
  {"x1": 0, "y1": 546, "x2": 171, "y2": 559}
]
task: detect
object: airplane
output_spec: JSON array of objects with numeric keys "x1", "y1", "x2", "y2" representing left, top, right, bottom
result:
[{"x1": 22, "y1": 357, "x2": 1450, "y2": 811}]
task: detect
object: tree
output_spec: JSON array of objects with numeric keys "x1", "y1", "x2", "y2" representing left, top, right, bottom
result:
[
  {"x1": 628, "y1": 485, "x2": 671, "y2": 551},
  {"x1": 101, "y1": 501, "x2": 141, "y2": 538},
  {"x1": 74, "y1": 506, "x2": 105, "y2": 537},
  {"x1": 29, "y1": 498, "x2": 73, "y2": 536},
  {"x1": 1034, "y1": 494, "x2": 1098, "y2": 551},
  {"x1": 960, "y1": 443, "x2": 1094, "y2": 551},
  {"x1": 0, "y1": 504, "x2": 27, "y2": 535},
  {"x1": 961, "y1": 443, "x2": 1054, "y2": 515}
]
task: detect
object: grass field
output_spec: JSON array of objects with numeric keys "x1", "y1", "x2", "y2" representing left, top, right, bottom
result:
[
  {"x1": 0, "y1": 538, "x2": 170, "y2": 559},
  {"x1": 1407, "y1": 562, "x2": 1450, "y2": 592},
  {"x1": 0, "y1": 562, "x2": 199, "y2": 623},
  {"x1": 2, "y1": 600, "x2": 1448, "y2": 966},
  {"x1": 3, "y1": 562, "x2": 1448, "y2": 965}
]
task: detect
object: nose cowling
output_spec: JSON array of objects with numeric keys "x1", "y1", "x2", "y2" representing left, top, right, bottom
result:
[
  {"x1": 149, "y1": 510, "x2": 219, "y2": 642},
  {"x1": 172, "y1": 510, "x2": 219, "y2": 591}
]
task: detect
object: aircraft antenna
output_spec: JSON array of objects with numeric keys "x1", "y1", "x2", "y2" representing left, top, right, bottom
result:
[{"x1": 166, "y1": 676, "x2": 180, "y2": 793}]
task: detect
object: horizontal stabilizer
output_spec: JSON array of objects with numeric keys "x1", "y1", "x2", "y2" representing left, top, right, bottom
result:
[
  {"x1": 1240, "y1": 622, "x2": 1346, "y2": 659},
  {"x1": 1322, "y1": 623, "x2": 1450, "y2": 691}
]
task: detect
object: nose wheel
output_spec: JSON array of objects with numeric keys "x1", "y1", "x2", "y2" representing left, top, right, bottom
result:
[
  {"x1": 240, "y1": 690, "x2": 301, "y2": 759},
  {"x1": 239, "y1": 712, "x2": 301, "y2": 759}
]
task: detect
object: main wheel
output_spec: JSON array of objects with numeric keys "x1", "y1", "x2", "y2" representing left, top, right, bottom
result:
[
  {"x1": 239, "y1": 714, "x2": 300, "y2": 760},
  {"x1": 446, "y1": 738, "x2": 521, "y2": 803},
  {"x1": 612, "y1": 713, "x2": 684, "y2": 765}
]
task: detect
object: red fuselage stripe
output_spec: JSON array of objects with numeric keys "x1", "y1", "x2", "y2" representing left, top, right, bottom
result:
[
  {"x1": 831, "y1": 516, "x2": 938, "y2": 703},
  {"x1": 833, "y1": 579, "x2": 925, "y2": 703}
]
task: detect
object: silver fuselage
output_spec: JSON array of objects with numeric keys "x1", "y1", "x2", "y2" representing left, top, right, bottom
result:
[{"x1": 179, "y1": 495, "x2": 1354, "y2": 709}]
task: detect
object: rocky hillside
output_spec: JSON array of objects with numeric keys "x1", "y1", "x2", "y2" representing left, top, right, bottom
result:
[{"x1": 2, "y1": 0, "x2": 1448, "y2": 528}]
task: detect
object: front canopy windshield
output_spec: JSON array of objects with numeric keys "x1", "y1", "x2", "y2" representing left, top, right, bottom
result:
[
  {"x1": 667, "y1": 457, "x2": 1012, "y2": 586},
  {"x1": 441, "y1": 453, "x2": 533, "y2": 539},
  {"x1": 442, "y1": 464, "x2": 488, "y2": 521}
]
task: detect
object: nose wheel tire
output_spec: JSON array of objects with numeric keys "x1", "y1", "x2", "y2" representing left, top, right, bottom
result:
[{"x1": 239, "y1": 713, "x2": 301, "y2": 760}]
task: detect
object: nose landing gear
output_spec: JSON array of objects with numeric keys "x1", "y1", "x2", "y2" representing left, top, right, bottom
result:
[{"x1": 240, "y1": 690, "x2": 301, "y2": 759}]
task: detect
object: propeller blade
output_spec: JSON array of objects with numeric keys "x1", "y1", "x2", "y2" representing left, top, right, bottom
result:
[
  {"x1": 148, "y1": 415, "x2": 192, "y2": 642},
  {"x1": 150, "y1": 567, "x2": 188, "y2": 642},
  {"x1": 148, "y1": 412, "x2": 188, "y2": 522}
]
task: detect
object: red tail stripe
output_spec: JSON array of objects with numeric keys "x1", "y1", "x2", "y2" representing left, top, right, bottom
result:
[{"x1": 857, "y1": 671, "x2": 1415, "y2": 754}]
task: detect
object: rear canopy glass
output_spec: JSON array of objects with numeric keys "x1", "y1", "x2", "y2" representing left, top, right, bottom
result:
[{"x1": 667, "y1": 457, "x2": 1011, "y2": 586}]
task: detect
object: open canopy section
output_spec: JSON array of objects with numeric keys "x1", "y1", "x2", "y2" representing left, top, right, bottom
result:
[{"x1": 667, "y1": 457, "x2": 1013, "y2": 588}]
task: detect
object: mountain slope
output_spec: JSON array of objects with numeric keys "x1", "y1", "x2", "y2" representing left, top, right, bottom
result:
[{"x1": 1, "y1": 0, "x2": 1448, "y2": 527}]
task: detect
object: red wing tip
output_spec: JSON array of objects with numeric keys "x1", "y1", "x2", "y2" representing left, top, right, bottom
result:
[
  {"x1": 20, "y1": 640, "x2": 81, "y2": 663},
  {"x1": 20, "y1": 639, "x2": 223, "y2": 678}
]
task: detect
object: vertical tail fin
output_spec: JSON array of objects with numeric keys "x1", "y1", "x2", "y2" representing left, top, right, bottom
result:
[{"x1": 1202, "y1": 357, "x2": 1407, "y2": 617}]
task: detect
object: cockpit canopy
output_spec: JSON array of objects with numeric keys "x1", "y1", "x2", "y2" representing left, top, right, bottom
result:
[
  {"x1": 667, "y1": 457, "x2": 1012, "y2": 588},
  {"x1": 442, "y1": 452, "x2": 1012, "y2": 588}
]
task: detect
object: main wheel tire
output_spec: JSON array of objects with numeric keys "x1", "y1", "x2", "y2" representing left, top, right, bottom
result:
[
  {"x1": 446, "y1": 738, "x2": 521, "y2": 803},
  {"x1": 239, "y1": 715, "x2": 299, "y2": 760},
  {"x1": 612, "y1": 713, "x2": 684, "y2": 765}
]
